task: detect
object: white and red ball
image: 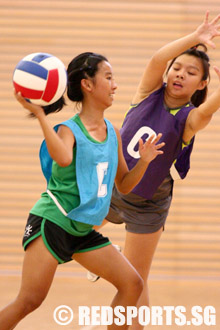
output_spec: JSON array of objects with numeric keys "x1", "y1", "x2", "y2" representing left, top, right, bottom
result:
[{"x1": 13, "y1": 52, "x2": 67, "y2": 106}]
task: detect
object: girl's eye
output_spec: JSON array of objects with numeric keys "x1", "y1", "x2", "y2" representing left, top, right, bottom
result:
[
  {"x1": 188, "y1": 72, "x2": 196, "y2": 76},
  {"x1": 173, "y1": 67, "x2": 179, "y2": 71}
]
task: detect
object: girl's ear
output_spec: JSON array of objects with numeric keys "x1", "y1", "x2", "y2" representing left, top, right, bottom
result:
[
  {"x1": 81, "y1": 78, "x2": 93, "y2": 92},
  {"x1": 197, "y1": 80, "x2": 208, "y2": 90}
]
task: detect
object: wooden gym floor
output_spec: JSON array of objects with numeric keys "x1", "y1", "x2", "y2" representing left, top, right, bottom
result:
[{"x1": 0, "y1": 222, "x2": 219, "y2": 330}]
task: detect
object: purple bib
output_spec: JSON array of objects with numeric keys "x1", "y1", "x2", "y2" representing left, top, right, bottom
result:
[{"x1": 120, "y1": 84, "x2": 195, "y2": 199}]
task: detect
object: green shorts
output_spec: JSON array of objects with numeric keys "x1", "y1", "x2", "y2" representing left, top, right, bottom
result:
[{"x1": 23, "y1": 214, "x2": 111, "y2": 264}]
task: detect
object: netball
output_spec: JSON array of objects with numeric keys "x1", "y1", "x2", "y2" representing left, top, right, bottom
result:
[{"x1": 13, "y1": 52, "x2": 67, "y2": 106}]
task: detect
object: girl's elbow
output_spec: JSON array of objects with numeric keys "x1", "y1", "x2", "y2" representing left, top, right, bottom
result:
[
  {"x1": 116, "y1": 184, "x2": 131, "y2": 195},
  {"x1": 56, "y1": 155, "x2": 73, "y2": 167}
]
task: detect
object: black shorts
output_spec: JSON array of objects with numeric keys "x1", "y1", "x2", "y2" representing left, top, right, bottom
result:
[{"x1": 23, "y1": 214, "x2": 111, "y2": 264}]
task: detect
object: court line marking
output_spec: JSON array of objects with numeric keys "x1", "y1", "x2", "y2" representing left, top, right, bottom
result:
[{"x1": 0, "y1": 270, "x2": 219, "y2": 282}]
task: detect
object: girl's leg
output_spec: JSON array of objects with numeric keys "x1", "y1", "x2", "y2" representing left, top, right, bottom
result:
[
  {"x1": 0, "y1": 236, "x2": 58, "y2": 330},
  {"x1": 123, "y1": 228, "x2": 163, "y2": 330},
  {"x1": 74, "y1": 244, "x2": 144, "y2": 330}
]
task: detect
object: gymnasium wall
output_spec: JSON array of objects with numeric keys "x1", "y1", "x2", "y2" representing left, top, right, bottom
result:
[{"x1": 0, "y1": 0, "x2": 219, "y2": 279}]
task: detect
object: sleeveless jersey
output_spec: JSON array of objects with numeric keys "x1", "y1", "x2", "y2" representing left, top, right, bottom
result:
[
  {"x1": 40, "y1": 117, "x2": 118, "y2": 226},
  {"x1": 121, "y1": 84, "x2": 195, "y2": 199}
]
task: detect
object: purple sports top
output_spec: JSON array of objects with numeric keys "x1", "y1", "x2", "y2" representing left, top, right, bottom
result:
[{"x1": 120, "y1": 84, "x2": 195, "y2": 199}]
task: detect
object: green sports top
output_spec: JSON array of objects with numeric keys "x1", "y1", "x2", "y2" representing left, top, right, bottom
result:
[{"x1": 30, "y1": 114, "x2": 107, "y2": 236}]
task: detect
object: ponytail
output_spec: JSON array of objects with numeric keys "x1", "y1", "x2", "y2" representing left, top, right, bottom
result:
[
  {"x1": 42, "y1": 95, "x2": 66, "y2": 115},
  {"x1": 187, "y1": 44, "x2": 210, "y2": 107},
  {"x1": 28, "y1": 95, "x2": 66, "y2": 118},
  {"x1": 190, "y1": 86, "x2": 208, "y2": 107}
]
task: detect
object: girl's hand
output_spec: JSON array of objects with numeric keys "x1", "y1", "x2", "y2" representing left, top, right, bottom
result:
[
  {"x1": 139, "y1": 133, "x2": 165, "y2": 163},
  {"x1": 196, "y1": 11, "x2": 220, "y2": 49},
  {"x1": 14, "y1": 90, "x2": 45, "y2": 118},
  {"x1": 14, "y1": 90, "x2": 74, "y2": 167},
  {"x1": 213, "y1": 66, "x2": 220, "y2": 81}
]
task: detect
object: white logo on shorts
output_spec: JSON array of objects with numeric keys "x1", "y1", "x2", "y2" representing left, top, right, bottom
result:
[{"x1": 24, "y1": 225, "x2": 33, "y2": 237}]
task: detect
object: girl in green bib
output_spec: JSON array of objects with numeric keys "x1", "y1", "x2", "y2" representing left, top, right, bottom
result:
[{"x1": 0, "y1": 52, "x2": 164, "y2": 329}]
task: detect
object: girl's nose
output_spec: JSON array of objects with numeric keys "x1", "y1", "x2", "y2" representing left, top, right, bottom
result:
[
  {"x1": 113, "y1": 81, "x2": 117, "y2": 90},
  {"x1": 176, "y1": 72, "x2": 184, "y2": 79}
]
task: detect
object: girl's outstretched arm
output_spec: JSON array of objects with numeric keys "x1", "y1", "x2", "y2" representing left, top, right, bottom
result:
[
  {"x1": 132, "y1": 11, "x2": 220, "y2": 105},
  {"x1": 183, "y1": 66, "x2": 220, "y2": 142},
  {"x1": 15, "y1": 92, "x2": 75, "y2": 167},
  {"x1": 114, "y1": 128, "x2": 165, "y2": 194}
]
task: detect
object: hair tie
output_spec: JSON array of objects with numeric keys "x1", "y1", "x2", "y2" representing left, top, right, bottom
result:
[
  {"x1": 80, "y1": 65, "x2": 92, "y2": 71},
  {"x1": 191, "y1": 43, "x2": 208, "y2": 53}
]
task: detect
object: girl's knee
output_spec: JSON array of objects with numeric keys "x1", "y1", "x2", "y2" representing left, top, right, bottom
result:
[
  {"x1": 131, "y1": 272, "x2": 144, "y2": 294},
  {"x1": 26, "y1": 296, "x2": 44, "y2": 313},
  {"x1": 16, "y1": 293, "x2": 46, "y2": 315},
  {"x1": 120, "y1": 271, "x2": 144, "y2": 298}
]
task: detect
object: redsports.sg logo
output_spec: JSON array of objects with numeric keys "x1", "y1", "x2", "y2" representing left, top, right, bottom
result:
[{"x1": 53, "y1": 305, "x2": 216, "y2": 326}]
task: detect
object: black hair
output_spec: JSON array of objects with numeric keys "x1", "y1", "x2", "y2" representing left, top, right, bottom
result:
[
  {"x1": 30, "y1": 52, "x2": 107, "y2": 118},
  {"x1": 27, "y1": 95, "x2": 66, "y2": 118},
  {"x1": 166, "y1": 43, "x2": 210, "y2": 107},
  {"x1": 67, "y1": 52, "x2": 108, "y2": 102},
  {"x1": 41, "y1": 95, "x2": 66, "y2": 115}
]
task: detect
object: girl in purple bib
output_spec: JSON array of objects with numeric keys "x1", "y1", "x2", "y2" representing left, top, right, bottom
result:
[{"x1": 90, "y1": 11, "x2": 220, "y2": 328}]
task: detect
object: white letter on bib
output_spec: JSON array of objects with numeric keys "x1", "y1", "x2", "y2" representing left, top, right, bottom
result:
[
  {"x1": 127, "y1": 126, "x2": 156, "y2": 159},
  {"x1": 96, "y1": 162, "x2": 108, "y2": 197}
]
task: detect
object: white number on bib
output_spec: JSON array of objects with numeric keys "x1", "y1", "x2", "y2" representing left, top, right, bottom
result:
[
  {"x1": 127, "y1": 126, "x2": 156, "y2": 159},
  {"x1": 96, "y1": 162, "x2": 108, "y2": 197}
]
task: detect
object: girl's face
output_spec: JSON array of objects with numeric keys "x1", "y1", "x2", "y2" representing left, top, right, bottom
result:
[
  {"x1": 166, "y1": 54, "x2": 207, "y2": 101},
  {"x1": 89, "y1": 61, "x2": 117, "y2": 109}
]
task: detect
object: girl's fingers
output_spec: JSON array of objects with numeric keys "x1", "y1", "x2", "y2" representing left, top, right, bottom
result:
[
  {"x1": 14, "y1": 90, "x2": 24, "y2": 101},
  {"x1": 14, "y1": 90, "x2": 44, "y2": 115},
  {"x1": 210, "y1": 13, "x2": 220, "y2": 26},
  {"x1": 138, "y1": 138, "x2": 144, "y2": 148},
  {"x1": 147, "y1": 134, "x2": 156, "y2": 143},
  {"x1": 213, "y1": 66, "x2": 220, "y2": 79},
  {"x1": 214, "y1": 23, "x2": 220, "y2": 30},
  {"x1": 204, "y1": 10, "x2": 209, "y2": 24},
  {"x1": 14, "y1": 89, "x2": 19, "y2": 98},
  {"x1": 206, "y1": 40, "x2": 216, "y2": 49},
  {"x1": 140, "y1": 133, "x2": 164, "y2": 152},
  {"x1": 155, "y1": 142, "x2": 165, "y2": 149},
  {"x1": 146, "y1": 133, "x2": 162, "y2": 145},
  {"x1": 15, "y1": 91, "x2": 24, "y2": 103},
  {"x1": 153, "y1": 133, "x2": 162, "y2": 144}
]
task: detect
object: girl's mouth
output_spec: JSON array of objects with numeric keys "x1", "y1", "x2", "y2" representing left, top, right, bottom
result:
[{"x1": 173, "y1": 82, "x2": 183, "y2": 89}]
